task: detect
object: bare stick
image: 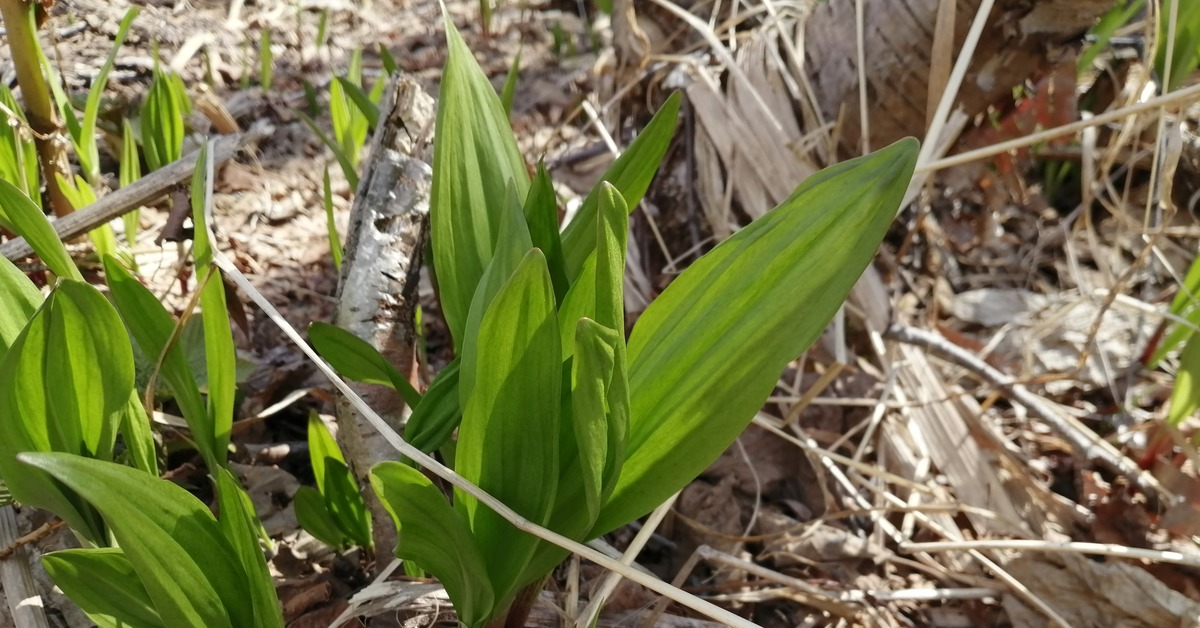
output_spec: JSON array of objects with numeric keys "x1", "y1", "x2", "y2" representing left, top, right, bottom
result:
[
  {"x1": 1, "y1": 126, "x2": 268, "y2": 263},
  {"x1": 884, "y1": 324, "x2": 1169, "y2": 502},
  {"x1": 0, "y1": 507, "x2": 50, "y2": 628}
]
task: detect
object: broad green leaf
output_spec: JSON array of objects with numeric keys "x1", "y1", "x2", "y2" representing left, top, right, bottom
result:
[
  {"x1": 104, "y1": 257, "x2": 218, "y2": 469},
  {"x1": 371, "y1": 462, "x2": 494, "y2": 628},
  {"x1": 0, "y1": 281, "x2": 133, "y2": 542},
  {"x1": 295, "y1": 485, "x2": 351, "y2": 547},
  {"x1": 19, "y1": 453, "x2": 252, "y2": 628},
  {"x1": 192, "y1": 145, "x2": 236, "y2": 458},
  {"x1": 458, "y1": 186, "x2": 533, "y2": 405},
  {"x1": 0, "y1": 177, "x2": 81, "y2": 280},
  {"x1": 308, "y1": 322, "x2": 421, "y2": 407},
  {"x1": 593, "y1": 182, "x2": 628, "y2": 333},
  {"x1": 560, "y1": 92, "x2": 680, "y2": 279},
  {"x1": 523, "y1": 162, "x2": 568, "y2": 301},
  {"x1": 330, "y1": 76, "x2": 359, "y2": 170},
  {"x1": 454, "y1": 249, "x2": 560, "y2": 604},
  {"x1": 215, "y1": 468, "x2": 285, "y2": 628},
  {"x1": 307, "y1": 411, "x2": 346, "y2": 488},
  {"x1": 0, "y1": 254, "x2": 41, "y2": 354},
  {"x1": 404, "y1": 357, "x2": 462, "y2": 453},
  {"x1": 42, "y1": 548, "x2": 163, "y2": 628},
  {"x1": 593, "y1": 138, "x2": 919, "y2": 535},
  {"x1": 306, "y1": 411, "x2": 372, "y2": 546},
  {"x1": 429, "y1": 12, "x2": 531, "y2": 349},
  {"x1": 78, "y1": 7, "x2": 139, "y2": 181}
]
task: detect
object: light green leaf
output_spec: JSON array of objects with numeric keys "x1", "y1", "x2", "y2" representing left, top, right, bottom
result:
[
  {"x1": 594, "y1": 138, "x2": 918, "y2": 535},
  {"x1": 323, "y1": 167, "x2": 342, "y2": 269},
  {"x1": 121, "y1": 119, "x2": 143, "y2": 246},
  {"x1": 458, "y1": 185, "x2": 533, "y2": 406},
  {"x1": 192, "y1": 145, "x2": 236, "y2": 458},
  {"x1": 403, "y1": 357, "x2": 462, "y2": 453},
  {"x1": 0, "y1": 254, "x2": 41, "y2": 354},
  {"x1": 570, "y1": 319, "x2": 620, "y2": 524},
  {"x1": 298, "y1": 111, "x2": 359, "y2": 189},
  {"x1": 560, "y1": 92, "x2": 679, "y2": 279},
  {"x1": 429, "y1": 11, "x2": 530, "y2": 349},
  {"x1": 79, "y1": 7, "x2": 138, "y2": 181},
  {"x1": 1151, "y1": 253, "x2": 1200, "y2": 366},
  {"x1": 0, "y1": 281, "x2": 131, "y2": 541},
  {"x1": 371, "y1": 462, "x2": 494, "y2": 628},
  {"x1": 294, "y1": 486, "x2": 351, "y2": 548},
  {"x1": 0, "y1": 85, "x2": 39, "y2": 210},
  {"x1": 141, "y1": 65, "x2": 185, "y2": 171},
  {"x1": 19, "y1": 453, "x2": 252, "y2": 628},
  {"x1": 308, "y1": 322, "x2": 421, "y2": 407},
  {"x1": 215, "y1": 468, "x2": 284, "y2": 628},
  {"x1": 104, "y1": 257, "x2": 218, "y2": 470},
  {"x1": 455, "y1": 249, "x2": 560, "y2": 604},
  {"x1": 335, "y1": 76, "x2": 381, "y2": 131},
  {"x1": 42, "y1": 548, "x2": 164, "y2": 628},
  {"x1": 0, "y1": 177, "x2": 81, "y2": 280}
]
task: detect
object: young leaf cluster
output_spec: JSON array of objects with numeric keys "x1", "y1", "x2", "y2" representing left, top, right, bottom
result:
[
  {"x1": 309, "y1": 14, "x2": 917, "y2": 627},
  {"x1": 0, "y1": 148, "x2": 283, "y2": 627}
]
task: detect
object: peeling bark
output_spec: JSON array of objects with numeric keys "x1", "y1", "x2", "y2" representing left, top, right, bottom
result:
[{"x1": 332, "y1": 75, "x2": 436, "y2": 562}]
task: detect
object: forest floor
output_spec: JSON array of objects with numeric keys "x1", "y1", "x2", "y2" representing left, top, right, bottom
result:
[{"x1": 5, "y1": 0, "x2": 1200, "y2": 626}]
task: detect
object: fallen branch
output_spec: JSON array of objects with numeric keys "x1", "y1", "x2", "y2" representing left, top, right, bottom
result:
[{"x1": 0, "y1": 124, "x2": 269, "y2": 263}]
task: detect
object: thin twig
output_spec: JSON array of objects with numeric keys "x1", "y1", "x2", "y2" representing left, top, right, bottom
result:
[
  {"x1": 1, "y1": 125, "x2": 268, "y2": 262},
  {"x1": 883, "y1": 324, "x2": 1170, "y2": 502},
  {"x1": 904, "y1": 539, "x2": 1200, "y2": 569}
]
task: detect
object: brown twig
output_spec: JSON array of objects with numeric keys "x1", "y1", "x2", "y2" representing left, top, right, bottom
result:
[
  {"x1": 0, "y1": 518, "x2": 65, "y2": 561},
  {"x1": 0, "y1": 125, "x2": 269, "y2": 263},
  {"x1": 884, "y1": 323, "x2": 1170, "y2": 503}
]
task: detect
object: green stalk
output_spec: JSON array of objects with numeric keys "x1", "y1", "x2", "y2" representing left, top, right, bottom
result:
[{"x1": 0, "y1": 0, "x2": 74, "y2": 217}]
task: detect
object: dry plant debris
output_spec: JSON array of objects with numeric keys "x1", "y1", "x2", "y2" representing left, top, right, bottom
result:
[{"x1": 5, "y1": 0, "x2": 1200, "y2": 626}]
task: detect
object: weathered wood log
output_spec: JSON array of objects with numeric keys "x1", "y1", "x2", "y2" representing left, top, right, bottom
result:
[{"x1": 332, "y1": 74, "x2": 435, "y2": 561}]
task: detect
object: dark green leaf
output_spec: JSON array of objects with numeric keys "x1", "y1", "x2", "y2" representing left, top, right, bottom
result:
[
  {"x1": 19, "y1": 453, "x2": 253, "y2": 627},
  {"x1": 522, "y1": 162, "x2": 568, "y2": 301},
  {"x1": 42, "y1": 548, "x2": 163, "y2": 628},
  {"x1": 371, "y1": 462, "x2": 494, "y2": 627},
  {"x1": 336, "y1": 76, "x2": 380, "y2": 130},
  {"x1": 215, "y1": 468, "x2": 284, "y2": 628},
  {"x1": 404, "y1": 357, "x2": 462, "y2": 453},
  {"x1": 308, "y1": 322, "x2": 421, "y2": 407},
  {"x1": 104, "y1": 257, "x2": 218, "y2": 469},
  {"x1": 294, "y1": 485, "x2": 351, "y2": 548}
]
